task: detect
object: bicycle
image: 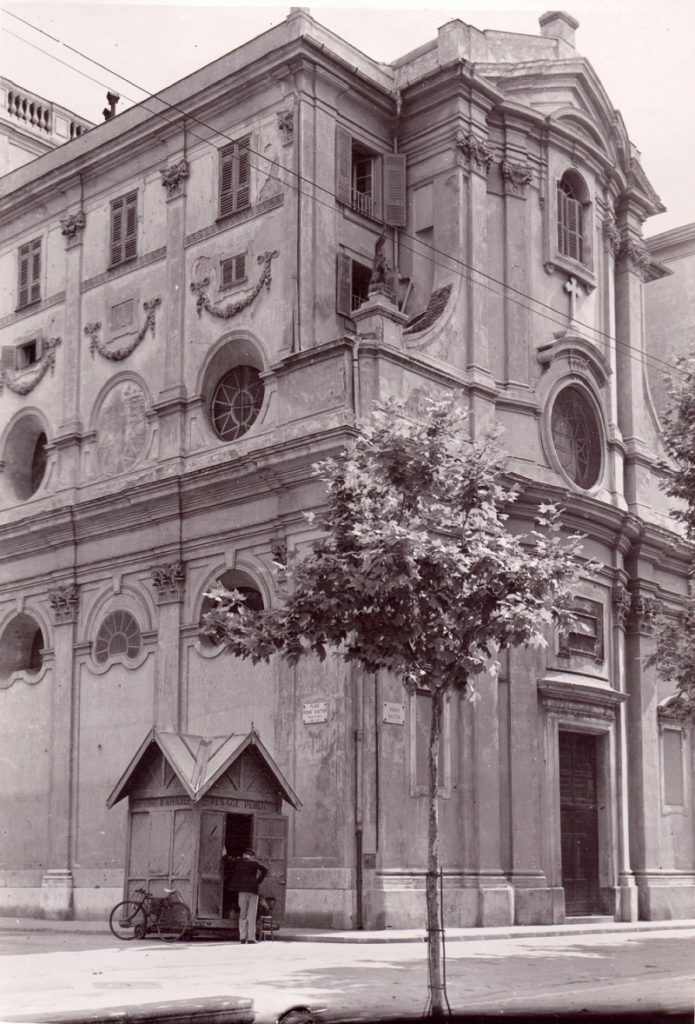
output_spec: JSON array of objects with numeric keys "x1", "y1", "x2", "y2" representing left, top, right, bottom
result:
[{"x1": 109, "y1": 887, "x2": 191, "y2": 941}]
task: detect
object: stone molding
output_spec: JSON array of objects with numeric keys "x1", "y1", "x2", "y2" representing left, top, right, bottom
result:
[
  {"x1": 85, "y1": 298, "x2": 161, "y2": 361},
  {"x1": 455, "y1": 130, "x2": 494, "y2": 175},
  {"x1": 150, "y1": 561, "x2": 186, "y2": 604},
  {"x1": 160, "y1": 158, "x2": 190, "y2": 200},
  {"x1": 48, "y1": 584, "x2": 79, "y2": 624},
  {"x1": 277, "y1": 109, "x2": 294, "y2": 145},
  {"x1": 616, "y1": 237, "x2": 651, "y2": 277},
  {"x1": 184, "y1": 194, "x2": 284, "y2": 249},
  {"x1": 500, "y1": 159, "x2": 532, "y2": 196},
  {"x1": 627, "y1": 591, "x2": 662, "y2": 635},
  {"x1": 190, "y1": 250, "x2": 278, "y2": 319},
  {"x1": 60, "y1": 209, "x2": 86, "y2": 247},
  {"x1": 0, "y1": 292, "x2": 66, "y2": 330},
  {"x1": 81, "y1": 247, "x2": 167, "y2": 294},
  {"x1": 0, "y1": 336, "x2": 61, "y2": 395},
  {"x1": 602, "y1": 215, "x2": 621, "y2": 256}
]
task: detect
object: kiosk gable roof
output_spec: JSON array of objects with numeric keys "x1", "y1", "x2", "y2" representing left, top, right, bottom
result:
[{"x1": 106, "y1": 728, "x2": 301, "y2": 809}]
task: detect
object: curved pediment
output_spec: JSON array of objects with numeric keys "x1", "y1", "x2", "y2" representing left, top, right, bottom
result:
[{"x1": 537, "y1": 333, "x2": 612, "y2": 388}]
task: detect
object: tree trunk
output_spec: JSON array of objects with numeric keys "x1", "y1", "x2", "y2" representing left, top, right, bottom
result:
[{"x1": 426, "y1": 685, "x2": 447, "y2": 1017}]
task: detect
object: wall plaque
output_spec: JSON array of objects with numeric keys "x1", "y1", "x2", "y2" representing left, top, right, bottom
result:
[
  {"x1": 383, "y1": 701, "x2": 406, "y2": 725},
  {"x1": 303, "y1": 700, "x2": 328, "y2": 724}
]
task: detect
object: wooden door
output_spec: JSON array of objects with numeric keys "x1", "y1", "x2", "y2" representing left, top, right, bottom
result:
[
  {"x1": 253, "y1": 814, "x2": 288, "y2": 924},
  {"x1": 198, "y1": 810, "x2": 225, "y2": 919},
  {"x1": 559, "y1": 731, "x2": 600, "y2": 916}
]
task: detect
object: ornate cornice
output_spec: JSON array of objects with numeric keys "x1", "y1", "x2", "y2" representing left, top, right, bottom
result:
[
  {"x1": 160, "y1": 158, "x2": 190, "y2": 200},
  {"x1": 277, "y1": 109, "x2": 294, "y2": 145},
  {"x1": 500, "y1": 159, "x2": 532, "y2": 197},
  {"x1": 190, "y1": 250, "x2": 278, "y2": 319},
  {"x1": 455, "y1": 130, "x2": 494, "y2": 175},
  {"x1": 60, "y1": 210, "x2": 86, "y2": 246},
  {"x1": 48, "y1": 584, "x2": 79, "y2": 624},
  {"x1": 150, "y1": 561, "x2": 186, "y2": 604},
  {"x1": 628, "y1": 591, "x2": 663, "y2": 635},
  {"x1": 0, "y1": 336, "x2": 61, "y2": 395},
  {"x1": 85, "y1": 298, "x2": 161, "y2": 361}
]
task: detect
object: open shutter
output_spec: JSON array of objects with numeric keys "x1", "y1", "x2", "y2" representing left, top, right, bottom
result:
[
  {"x1": 235, "y1": 138, "x2": 251, "y2": 210},
  {"x1": 197, "y1": 810, "x2": 225, "y2": 919},
  {"x1": 29, "y1": 239, "x2": 41, "y2": 303},
  {"x1": 219, "y1": 147, "x2": 236, "y2": 217},
  {"x1": 335, "y1": 126, "x2": 352, "y2": 206},
  {"x1": 253, "y1": 814, "x2": 288, "y2": 925},
  {"x1": 234, "y1": 252, "x2": 247, "y2": 281},
  {"x1": 383, "y1": 152, "x2": 407, "y2": 227},
  {"x1": 2, "y1": 346, "x2": 17, "y2": 372},
  {"x1": 111, "y1": 197, "x2": 124, "y2": 265},
  {"x1": 123, "y1": 193, "x2": 138, "y2": 262},
  {"x1": 336, "y1": 253, "x2": 352, "y2": 317},
  {"x1": 17, "y1": 245, "x2": 30, "y2": 308}
]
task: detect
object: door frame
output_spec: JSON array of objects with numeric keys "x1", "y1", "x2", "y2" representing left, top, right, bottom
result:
[{"x1": 539, "y1": 684, "x2": 625, "y2": 918}]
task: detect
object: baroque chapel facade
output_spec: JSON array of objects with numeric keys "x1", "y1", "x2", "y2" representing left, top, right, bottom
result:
[{"x1": 1, "y1": 10, "x2": 693, "y2": 929}]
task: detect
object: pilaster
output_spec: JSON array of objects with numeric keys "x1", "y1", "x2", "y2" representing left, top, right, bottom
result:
[
  {"x1": 150, "y1": 561, "x2": 185, "y2": 730},
  {"x1": 56, "y1": 210, "x2": 86, "y2": 487},
  {"x1": 157, "y1": 155, "x2": 188, "y2": 457},
  {"x1": 500, "y1": 152, "x2": 532, "y2": 386},
  {"x1": 611, "y1": 581, "x2": 638, "y2": 920},
  {"x1": 42, "y1": 584, "x2": 79, "y2": 919}
]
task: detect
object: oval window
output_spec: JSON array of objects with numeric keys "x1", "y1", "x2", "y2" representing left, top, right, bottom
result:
[{"x1": 550, "y1": 386, "x2": 601, "y2": 489}]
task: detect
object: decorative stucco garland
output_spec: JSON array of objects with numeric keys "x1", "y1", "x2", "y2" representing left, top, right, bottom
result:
[
  {"x1": 0, "y1": 336, "x2": 61, "y2": 395},
  {"x1": 190, "y1": 250, "x2": 279, "y2": 319},
  {"x1": 84, "y1": 298, "x2": 161, "y2": 361}
]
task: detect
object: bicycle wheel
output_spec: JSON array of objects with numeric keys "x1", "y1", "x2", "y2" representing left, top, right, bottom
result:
[
  {"x1": 156, "y1": 900, "x2": 191, "y2": 941},
  {"x1": 109, "y1": 900, "x2": 147, "y2": 940}
]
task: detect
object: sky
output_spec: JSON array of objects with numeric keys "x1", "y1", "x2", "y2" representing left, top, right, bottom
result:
[{"x1": 1, "y1": 0, "x2": 693, "y2": 236}]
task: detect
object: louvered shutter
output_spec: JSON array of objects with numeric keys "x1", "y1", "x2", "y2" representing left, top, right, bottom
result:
[
  {"x1": 335, "y1": 126, "x2": 352, "y2": 206},
  {"x1": 30, "y1": 239, "x2": 41, "y2": 303},
  {"x1": 18, "y1": 244, "x2": 31, "y2": 308},
  {"x1": 2, "y1": 346, "x2": 17, "y2": 371},
  {"x1": 123, "y1": 193, "x2": 138, "y2": 262},
  {"x1": 336, "y1": 253, "x2": 352, "y2": 317},
  {"x1": 236, "y1": 139, "x2": 251, "y2": 210},
  {"x1": 111, "y1": 197, "x2": 124, "y2": 265},
  {"x1": 34, "y1": 336, "x2": 44, "y2": 360},
  {"x1": 383, "y1": 153, "x2": 407, "y2": 227},
  {"x1": 234, "y1": 252, "x2": 246, "y2": 281},
  {"x1": 219, "y1": 147, "x2": 236, "y2": 217}
]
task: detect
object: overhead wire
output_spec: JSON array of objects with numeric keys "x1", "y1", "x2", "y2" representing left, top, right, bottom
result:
[{"x1": 2, "y1": 10, "x2": 687, "y2": 387}]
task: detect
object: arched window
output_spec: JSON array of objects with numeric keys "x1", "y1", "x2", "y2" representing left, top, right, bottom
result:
[
  {"x1": 550, "y1": 385, "x2": 602, "y2": 489},
  {"x1": 199, "y1": 570, "x2": 264, "y2": 648},
  {"x1": 557, "y1": 173, "x2": 584, "y2": 263},
  {"x1": 94, "y1": 610, "x2": 142, "y2": 664},
  {"x1": 211, "y1": 365, "x2": 264, "y2": 441},
  {"x1": 0, "y1": 614, "x2": 44, "y2": 680}
]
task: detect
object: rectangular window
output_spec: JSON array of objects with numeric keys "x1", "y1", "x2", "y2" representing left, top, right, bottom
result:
[
  {"x1": 17, "y1": 238, "x2": 41, "y2": 309},
  {"x1": 110, "y1": 298, "x2": 135, "y2": 333},
  {"x1": 557, "y1": 182, "x2": 584, "y2": 262},
  {"x1": 335, "y1": 126, "x2": 406, "y2": 227},
  {"x1": 220, "y1": 252, "x2": 248, "y2": 290},
  {"x1": 662, "y1": 728, "x2": 684, "y2": 806},
  {"x1": 558, "y1": 596, "x2": 604, "y2": 662},
  {"x1": 219, "y1": 136, "x2": 251, "y2": 219},
  {"x1": 336, "y1": 253, "x2": 372, "y2": 317},
  {"x1": 110, "y1": 191, "x2": 138, "y2": 268},
  {"x1": 1, "y1": 338, "x2": 42, "y2": 372}
]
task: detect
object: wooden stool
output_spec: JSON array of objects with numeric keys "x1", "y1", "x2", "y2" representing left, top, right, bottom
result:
[{"x1": 257, "y1": 913, "x2": 274, "y2": 941}]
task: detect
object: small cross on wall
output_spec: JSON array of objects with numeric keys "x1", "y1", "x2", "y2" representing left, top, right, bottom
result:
[{"x1": 564, "y1": 275, "x2": 582, "y2": 328}]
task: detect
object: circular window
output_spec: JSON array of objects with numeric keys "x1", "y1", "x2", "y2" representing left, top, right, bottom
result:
[
  {"x1": 0, "y1": 614, "x2": 43, "y2": 680},
  {"x1": 95, "y1": 611, "x2": 142, "y2": 664},
  {"x1": 211, "y1": 365, "x2": 264, "y2": 441},
  {"x1": 550, "y1": 386, "x2": 602, "y2": 489},
  {"x1": 3, "y1": 415, "x2": 49, "y2": 500}
]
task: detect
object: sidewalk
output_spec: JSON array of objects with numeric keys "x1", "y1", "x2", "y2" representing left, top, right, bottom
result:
[{"x1": 2, "y1": 913, "x2": 695, "y2": 942}]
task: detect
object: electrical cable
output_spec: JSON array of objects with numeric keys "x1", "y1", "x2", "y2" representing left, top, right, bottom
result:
[{"x1": 2, "y1": 11, "x2": 688, "y2": 386}]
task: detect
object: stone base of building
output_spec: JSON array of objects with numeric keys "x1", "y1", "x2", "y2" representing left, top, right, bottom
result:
[
  {"x1": 40, "y1": 869, "x2": 74, "y2": 920},
  {"x1": 636, "y1": 874, "x2": 695, "y2": 920},
  {"x1": 285, "y1": 867, "x2": 357, "y2": 928}
]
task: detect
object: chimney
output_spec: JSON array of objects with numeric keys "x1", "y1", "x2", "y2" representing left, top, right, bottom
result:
[
  {"x1": 539, "y1": 11, "x2": 579, "y2": 47},
  {"x1": 103, "y1": 91, "x2": 120, "y2": 121}
]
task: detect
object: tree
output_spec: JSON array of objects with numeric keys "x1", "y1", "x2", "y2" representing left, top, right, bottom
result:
[{"x1": 204, "y1": 397, "x2": 584, "y2": 1017}]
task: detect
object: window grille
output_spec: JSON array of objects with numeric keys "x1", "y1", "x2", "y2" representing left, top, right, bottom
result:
[
  {"x1": 95, "y1": 610, "x2": 142, "y2": 664},
  {"x1": 211, "y1": 365, "x2": 264, "y2": 441}
]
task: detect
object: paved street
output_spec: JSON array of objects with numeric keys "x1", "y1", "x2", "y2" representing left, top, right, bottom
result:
[{"x1": 0, "y1": 925, "x2": 693, "y2": 1023}]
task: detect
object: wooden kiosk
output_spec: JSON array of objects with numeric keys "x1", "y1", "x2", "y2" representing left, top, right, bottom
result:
[{"x1": 107, "y1": 728, "x2": 301, "y2": 936}]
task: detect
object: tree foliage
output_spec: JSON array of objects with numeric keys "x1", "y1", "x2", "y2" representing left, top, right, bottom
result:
[
  {"x1": 204, "y1": 397, "x2": 584, "y2": 696},
  {"x1": 647, "y1": 603, "x2": 695, "y2": 721},
  {"x1": 659, "y1": 352, "x2": 695, "y2": 537}
]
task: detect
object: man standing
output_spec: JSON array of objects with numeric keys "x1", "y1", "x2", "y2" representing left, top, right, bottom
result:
[{"x1": 225, "y1": 847, "x2": 268, "y2": 943}]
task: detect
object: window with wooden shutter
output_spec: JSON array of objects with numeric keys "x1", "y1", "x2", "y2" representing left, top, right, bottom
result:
[
  {"x1": 335, "y1": 126, "x2": 352, "y2": 207},
  {"x1": 110, "y1": 191, "x2": 138, "y2": 267},
  {"x1": 383, "y1": 153, "x2": 407, "y2": 227},
  {"x1": 557, "y1": 176, "x2": 584, "y2": 263},
  {"x1": 17, "y1": 238, "x2": 41, "y2": 309},
  {"x1": 220, "y1": 252, "x2": 247, "y2": 290},
  {"x1": 219, "y1": 136, "x2": 251, "y2": 219},
  {"x1": 336, "y1": 253, "x2": 353, "y2": 317}
]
